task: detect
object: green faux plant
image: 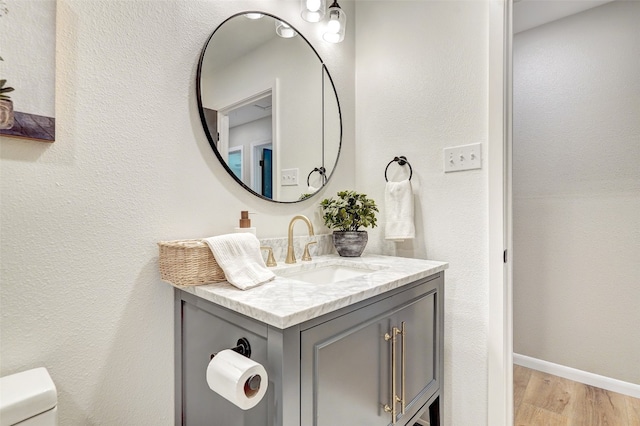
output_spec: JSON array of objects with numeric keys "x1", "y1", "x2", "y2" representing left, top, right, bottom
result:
[
  {"x1": 0, "y1": 57, "x2": 14, "y2": 101},
  {"x1": 0, "y1": 79, "x2": 14, "y2": 101},
  {"x1": 320, "y1": 190, "x2": 379, "y2": 232}
]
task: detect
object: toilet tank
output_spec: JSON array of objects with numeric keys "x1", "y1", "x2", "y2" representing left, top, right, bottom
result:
[{"x1": 0, "y1": 368, "x2": 57, "y2": 426}]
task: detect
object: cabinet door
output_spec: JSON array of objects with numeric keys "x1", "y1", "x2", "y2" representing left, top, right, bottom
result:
[
  {"x1": 301, "y1": 310, "x2": 392, "y2": 426},
  {"x1": 394, "y1": 292, "x2": 437, "y2": 424},
  {"x1": 301, "y1": 288, "x2": 437, "y2": 426}
]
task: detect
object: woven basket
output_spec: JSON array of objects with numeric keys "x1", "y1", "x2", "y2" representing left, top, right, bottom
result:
[{"x1": 158, "y1": 239, "x2": 226, "y2": 286}]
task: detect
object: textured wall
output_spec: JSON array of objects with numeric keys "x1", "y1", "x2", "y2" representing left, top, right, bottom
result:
[
  {"x1": 0, "y1": 0, "x2": 355, "y2": 424},
  {"x1": 513, "y1": 1, "x2": 640, "y2": 384},
  {"x1": 355, "y1": 2, "x2": 489, "y2": 424}
]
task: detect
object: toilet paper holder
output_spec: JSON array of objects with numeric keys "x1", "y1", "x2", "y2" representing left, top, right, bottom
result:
[
  {"x1": 210, "y1": 337, "x2": 252, "y2": 360},
  {"x1": 206, "y1": 338, "x2": 267, "y2": 407}
]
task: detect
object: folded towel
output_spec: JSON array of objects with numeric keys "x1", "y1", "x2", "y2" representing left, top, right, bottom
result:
[
  {"x1": 384, "y1": 179, "x2": 415, "y2": 241},
  {"x1": 307, "y1": 185, "x2": 319, "y2": 193},
  {"x1": 204, "y1": 233, "x2": 275, "y2": 290}
]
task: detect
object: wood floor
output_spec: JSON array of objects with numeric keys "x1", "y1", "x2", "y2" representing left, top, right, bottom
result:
[{"x1": 514, "y1": 365, "x2": 640, "y2": 425}]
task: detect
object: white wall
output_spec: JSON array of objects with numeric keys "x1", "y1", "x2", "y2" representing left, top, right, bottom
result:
[
  {"x1": 0, "y1": 0, "x2": 355, "y2": 424},
  {"x1": 355, "y1": 2, "x2": 489, "y2": 424},
  {"x1": 513, "y1": 1, "x2": 640, "y2": 384}
]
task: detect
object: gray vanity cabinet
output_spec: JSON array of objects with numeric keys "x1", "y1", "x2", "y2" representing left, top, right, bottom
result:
[
  {"x1": 175, "y1": 272, "x2": 443, "y2": 426},
  {"x1": 300, "y1": 279, "x2": 440, "y2": 426}
]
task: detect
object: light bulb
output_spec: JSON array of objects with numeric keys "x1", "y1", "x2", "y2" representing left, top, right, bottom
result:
[
  {"x1": 327, "y1": 15, "x2": 341, "y2": 33},
  {"x1": 301, "y1": 0, "x2": 325, "y2": 23},
  {"x1": 245, "y1": 13, "x2": 264, "y2": 20},
  {"x1": 306, "y1": 0, "x2": 321, "y2": 12}
]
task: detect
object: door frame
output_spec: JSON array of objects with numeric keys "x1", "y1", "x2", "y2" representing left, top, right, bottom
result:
[
  {"x1": 217, "y1": 88, "x2": 273, "y2": 157},
  {"x1": 488, "y1": 0, "x2": 513, "y2": 425},
  {"x1": 250, "y1": 140, "x2": 273, "y2": 198}
]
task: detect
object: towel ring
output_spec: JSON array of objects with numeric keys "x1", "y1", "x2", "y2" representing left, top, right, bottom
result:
[
  {"x1": 384, "y1": 156, "x2": 413, "y2": 182},
  {"x1": 307, "y1": 167, "x2": 327, "y2": 186}
]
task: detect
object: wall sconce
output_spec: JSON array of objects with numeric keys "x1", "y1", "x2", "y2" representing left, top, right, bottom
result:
[
  {"x1": 301, "y1": 0, "x2": 326, "y2": 23},
  {"x1": 323, "y1": 0, "x2": 346, "y2": 43},
  {"x1": 275, "y1": 20, "x2": 297, "y2": 38}
]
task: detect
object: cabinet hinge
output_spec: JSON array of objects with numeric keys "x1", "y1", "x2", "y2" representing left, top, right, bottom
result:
[{"x1": 503, "y1": 250, "x2": 508, "y2": 263}]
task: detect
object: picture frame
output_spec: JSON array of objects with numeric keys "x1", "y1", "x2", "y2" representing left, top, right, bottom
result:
[{"x1": 0, "y1": 0, "x2": 56, "y2": 142}]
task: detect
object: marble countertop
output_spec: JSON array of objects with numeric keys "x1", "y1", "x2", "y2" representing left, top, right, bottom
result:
[{"x1": 174, "y1": 254, "x2": 448, "y2": 329}]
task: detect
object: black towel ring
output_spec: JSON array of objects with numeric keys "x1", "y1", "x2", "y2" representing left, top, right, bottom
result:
[
  {"x1": 307, "y1": 167, "x2": 327, "y2": 186},
  {"x1": 384, "y1": 156, "x2": 413, "y2": 182}
]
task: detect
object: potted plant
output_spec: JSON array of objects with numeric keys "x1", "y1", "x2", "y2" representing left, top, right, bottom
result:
[
  {"x1": 0, "y1": 56, "x2": 15, "y2": 130},
  {"x1": 320, "y1": 190, "x2": 379, "y2": 257}
]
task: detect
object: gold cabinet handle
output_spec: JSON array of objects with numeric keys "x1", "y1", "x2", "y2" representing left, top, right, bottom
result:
[
  {"x1": 384, "y1": 326, "x2": 401, "y2": 424},
  {"x1": 384, "y1": 323, "x2": 406, "y2": 424},
  {"x1": 384, "y1": 329, "x2": 396, "y2": 424},
  {"x1": 400, "y1": 321, "x2": 406, "y2": 414}
]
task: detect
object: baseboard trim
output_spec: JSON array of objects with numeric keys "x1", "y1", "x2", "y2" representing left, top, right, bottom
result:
[{"x1": 513, "y1": 353, "x2": 640, "y2": 399}]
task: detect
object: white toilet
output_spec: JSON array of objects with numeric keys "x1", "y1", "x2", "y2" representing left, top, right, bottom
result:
[{"x1": 0, "y1": 368, "x2": 57, "y2": 426}]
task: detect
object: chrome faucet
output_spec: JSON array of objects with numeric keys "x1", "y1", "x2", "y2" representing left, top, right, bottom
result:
[{"x1": 285, "y1": 215, "x2": 315, "y2": 264}]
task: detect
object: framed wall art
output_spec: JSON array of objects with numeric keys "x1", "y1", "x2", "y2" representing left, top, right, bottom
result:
[{"x1": 0, "y1": 0, "x2": 56, "y2": 142}]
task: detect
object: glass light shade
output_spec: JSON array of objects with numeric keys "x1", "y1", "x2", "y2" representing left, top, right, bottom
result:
[
  {"x1": 275, "y1": 21, "x2": 297, "y2": 38},
  {"x1": 322, "y1": 3, "x2": 346, "y2": 43},
  {"x1": 301, "y1": 0, "x2": 325, "y2": 23},
  {"x1": 244, "y1": 13, "x2": 264, "y2": 20}
]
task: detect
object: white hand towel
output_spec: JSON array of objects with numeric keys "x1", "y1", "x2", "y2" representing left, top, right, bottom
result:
[
  {"x1": 384, "y1": 179, "x2": 415, "y2": 241},
  {"x1": 307, "y1": 185, "x2": 319, "y2": 193},
  {"x1": 204, "y1": 233, "x2": 275, "y2": 290}
]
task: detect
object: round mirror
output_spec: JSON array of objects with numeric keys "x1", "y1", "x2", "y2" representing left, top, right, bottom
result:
[{"x1": 197, "y1": 12, "x2": 342, "y2": 203}]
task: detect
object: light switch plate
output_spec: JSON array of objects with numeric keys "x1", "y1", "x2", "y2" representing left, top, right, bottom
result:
[
  {"x1": 281, "y1": 168, "x2": 299, "y2": 186},
  {"x1": 444, "y1": 143, "x2": 482, "y2": 172}
]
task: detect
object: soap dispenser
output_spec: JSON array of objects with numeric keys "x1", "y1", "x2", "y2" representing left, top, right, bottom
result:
[{"x1": 234, "y1": 211, "x2": 257, "y2": 235}]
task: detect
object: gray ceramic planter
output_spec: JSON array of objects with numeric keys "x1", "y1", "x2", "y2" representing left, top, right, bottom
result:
[
  {"x1": 333, "y1": 231, "x2": 368, "y2": 257},
  {"x1": 0, "y1": 100, "x2": 14, "y2": 130}
]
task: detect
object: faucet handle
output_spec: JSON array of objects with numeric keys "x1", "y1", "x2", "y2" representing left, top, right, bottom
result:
[
  {"x1": 302, "y1": 241, "x2": 317, "y2": 262},
  {"x1": 260, "y1": 246, "x2": 277, "y2": 267}
]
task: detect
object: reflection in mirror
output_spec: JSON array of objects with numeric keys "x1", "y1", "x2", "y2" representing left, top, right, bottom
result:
[{"x1": 197, "y1": 12, "x2": 342, "y2": 203}]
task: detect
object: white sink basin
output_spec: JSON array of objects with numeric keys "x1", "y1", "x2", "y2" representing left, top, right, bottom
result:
[{"x1": 275, "y1": 261, "x2": 386, "y2": 285}]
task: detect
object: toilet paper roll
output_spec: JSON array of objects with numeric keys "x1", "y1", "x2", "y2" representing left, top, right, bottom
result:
[{"x1": 206, "y1": 349, "x2": 268, "y2": 410}]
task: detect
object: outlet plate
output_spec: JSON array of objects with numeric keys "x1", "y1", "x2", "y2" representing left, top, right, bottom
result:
[
  {"x1": 281, "y1": 168, "x2": 299, "y2": 186},
  {"x1": 444, "y1": 143, "x2": 482, "y2": 172}
]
